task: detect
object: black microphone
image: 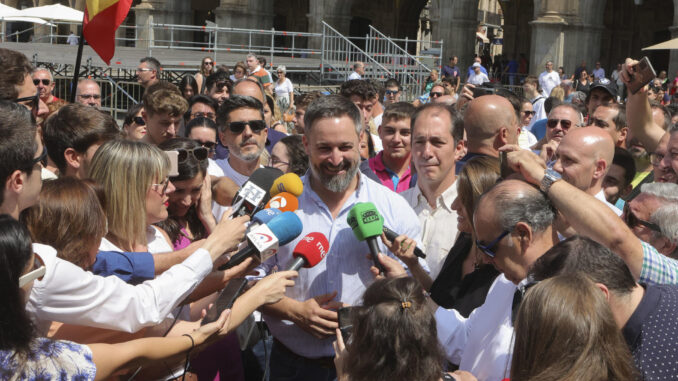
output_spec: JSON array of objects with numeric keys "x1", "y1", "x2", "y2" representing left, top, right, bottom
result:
[
  {"x1": 231, "y1": 167, "x2": 284, "y2": 217},
  {"x1": 382, "y1": 226, "x2": 427, "y2": 259}
]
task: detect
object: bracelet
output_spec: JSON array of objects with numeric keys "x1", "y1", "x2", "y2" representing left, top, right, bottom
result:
[{"x1": 182, "y1": 333, "x2": 195, "y2": 351}]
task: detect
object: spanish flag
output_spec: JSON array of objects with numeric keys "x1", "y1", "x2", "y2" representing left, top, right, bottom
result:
[{"x1": 83, "y1": 0, "x2": 134, "y2": 65}]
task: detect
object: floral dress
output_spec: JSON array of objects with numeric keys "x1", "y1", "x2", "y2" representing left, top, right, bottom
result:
[{"x1": 0, "y1": 337, "x2": 97, "y2": 380}]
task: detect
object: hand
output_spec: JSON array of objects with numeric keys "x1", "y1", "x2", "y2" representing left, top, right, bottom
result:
[
  {"x1": 248, "y1": 270, "x2": 298, "y2": 305},
  {"x1": 333, "y1": 328, "x2": 348, "y2": 380},
  {"x1": 457, "y1": 83, "x2": 475, "y2": 109},
  {"x1": 620, "y1": 57, "x2": 640, "y2": 88},
  {"x1": 499, "y1": 146, "x2": 547, "y2": 186},
  {"x1": 194, "y1": 309, "x2": 231, "y2": 344},
  {"x1": 448, "y1": 370, "x2": 478, "y2": 381},
  {"x1": 539, "y1": 139, "x2": 560, "y2": 163},
  {"x1": 202, "y1": 214, "x2": 250, "y2": 261},
  {"x1": 380, "y1": 233, "x2": 418, "y2": 268},
  {"x1": 369, "y1": 253, "x2": 407, "y2": 279},
  {"x1": 290, "y1": 291, "x2": 342, "y2": 339},
  {"x1": 198, "y1": 174, "x2": 217, "y2": 233}
]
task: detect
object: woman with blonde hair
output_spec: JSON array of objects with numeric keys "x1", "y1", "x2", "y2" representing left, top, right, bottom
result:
[
  {"x1": 194, "y1": 56, "x2": 215, "y2": 94},
  {"x1": 549, "y1": 86, "x2": 565, "y2": 101},
  {"x1": 88, "y1": 139, "x2": 175, "y2": 253},
  {"x1": 511, "y1": 273, "x2": 637, "y2": 381}
]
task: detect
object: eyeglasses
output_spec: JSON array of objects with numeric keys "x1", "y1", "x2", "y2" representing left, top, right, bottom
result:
[
  {"x1": 194, "y1": 140, "x2": 216, "y2": 151},
  {"x1": 177, "y1": 147, "x2": 209, "y2": 163},
  {"x1": 133, "y1": 116, "x2": 145, "y2": 126},
  {"x1": 270, "y1": 156, "x2": 289, "y2": 167},
  {"x1": 476, "y1": 230, "x2": 511, "y2": 258},
  {"x1": 650, "y1": 152, "x2": 665, "y2": 167},
  {"x1": 623, "y1": 204, "x2": 661, "y2": 232},
  {"x1": 136, "y1": 67, "x2": 154, "y2": 72},
  {"x1": 19, "y1": 253, "x2": 45, "y2": 287},
  {"x1": 227, "y1": 120, "x2": 266, "y2": 134},
  {"x1": 151, "y1": 177, "x2": 170, "y2": 195},
  {"x1": 14, "y1": 91, "x2": 39, "y2": 116},
  {"x1": 430, "y1": 91, "x2": 444, "y2": 98},
  {"x1": 191, "y1": 112, "x2": 216, "y2": 120},
  {"x1": 78, "y1": 94, "x2": 101, "y2": 100},
  {"x1": 33, "y1": 79, "x2": 51, "y2": 86},
  {"x1": 522, "y1": 111, "x2": 536, "y2": 117},
  {"x1": 30, "y1": 146, "x2": 48, "y2": 169},
  {"x1": 546, "y1": 119, "x2": 574, "y2": 130},
  {"x1": 203, "y1": 61, "x2": 214, "y2": 66},
  {"x1": 511, "y1": 279, "x2": 539, "y2": 324}
]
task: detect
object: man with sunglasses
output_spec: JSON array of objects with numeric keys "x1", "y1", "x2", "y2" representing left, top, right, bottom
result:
[
  {"x1": 215, "y1": 95, "x2": 268, "y2": 185},
  {"x1": 0, "y1": 48, "x2": 49, "y2": 121},
  {"x1": 624, "y1": 182, "x2": 678, "y2": 258},
  {"x1": 532, "y1": 103, "x2": 583, "y2": 160},
  {"x1": 32, "y1": 67, "x2": 59, "y2": 106},
  {"x1": 75, "y1": 79, "x2": 102, "y2": 108},
  {"x1": 383, "y1": 78, "x2": 402, "y2": 105}
]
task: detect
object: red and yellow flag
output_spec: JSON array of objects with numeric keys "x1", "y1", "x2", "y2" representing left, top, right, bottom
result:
[{"x1": 83, "y1": 0, "x2": 133, "y2": 65}]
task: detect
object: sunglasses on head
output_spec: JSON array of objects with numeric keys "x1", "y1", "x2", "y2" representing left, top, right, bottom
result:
[
  {"x1": 430, "y1": 91, "x2": 444, "y2": 98},
  {"x1": 177, "y1": 147, "x2": 209, "y2": 163},
  {"x1": 133, "y1": 116, "x2": 145, "y2": 126},
  {"x1": 19, "y1": 253, "x2": 45, "y2": 287},
  {"x1": 476, "y1": 230, "x2": 511, "y2": 258},
  {"x1": 227, "y1": 120, "x2": 266, "y2": 134},
  {"x1": 623, "y1": 204, "x2": 661, "y2": 232},
  {"x1": 33, "y1": 79, "x2": 51, "y2": 86},
  {"x1": 546, "y1": 119, "x2": 574, "y2": 130}
]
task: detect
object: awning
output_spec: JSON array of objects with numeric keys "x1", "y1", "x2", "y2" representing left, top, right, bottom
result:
[
  {"x1": 643, "y1": 37, "x2": 678, "y2": 50},
  {"x1": 476, "y1": 32, "x2": 489, "y2": 43},
  {"x1": 1, "y1": 16, "x2": 55, "y2": 25},
  {"x1": 17, "y1": 4, "x2": 83, "y2": 23}
]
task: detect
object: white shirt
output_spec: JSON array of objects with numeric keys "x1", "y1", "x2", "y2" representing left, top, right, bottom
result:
[
  {"x1": 348, "y1": 71, "x2": 362, "y2": 80},
  {"x1": 527, "y1": 96, "x2": 546, "y2": 132},
  {"x1": 539, "y1": 70, "x2": 561, "y2": 97},
  {"x1": 401, "y1": 182, "x2": 459, "y2": 278},
  {"x1": 274, "y1": 78, "x2": 294, "y2": 100},
  {"x1": 518, "y1": 128, "x2": 538, "y2": 150},
  {"x1": 468, "y1": 72, "x2": 489, "y2": 85},
  {"x1": 594, "y1": 189, "x2": 623, "y2": 216},
  {"x1": 436, "y1": 274, "x2": 518, "y2": 381},
  {"x1": 27, "y1": 243, "x2": 212, "y2": 334},
  {"x1": 99, "y1": 226, "x2": 172, "y2": 254},
  {"x1": 207, "y1": 158, "x2": 225, "y2": 177}
]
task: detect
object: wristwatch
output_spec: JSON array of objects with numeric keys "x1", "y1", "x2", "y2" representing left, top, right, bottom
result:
[{"x1": 540, "y1": 168, "x2": 561, "y2": 194}]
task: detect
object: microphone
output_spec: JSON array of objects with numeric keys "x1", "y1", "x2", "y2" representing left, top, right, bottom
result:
[
  {"x1": 270, "y1": 173, "x2": 303, "y2": 197},
  {"x1": 265, "y1": 192, "x2": 299, "y2": 212},
  {"x1": 231, "y1": 167, "x2": 284, "y2": 217},
  {"x1": 219, "y1": 211, "x2": 303, "y2": 270},
  {"x1": 347, "y1": 202, "x2": 386, "y2": 274},
  {"x1": 286, "y1": 232, "x2": 329, "y2": 271},
  {"x1": 247, "y1": 208, "x2": 282, "y2": 233},
  {"x1": 382, "y1": 226, "x2": 426, "y2": 259}
]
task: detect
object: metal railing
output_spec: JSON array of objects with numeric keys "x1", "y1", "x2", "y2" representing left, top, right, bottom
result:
[{"x1": 51, "y1": 75, "x2": 142, "y2": 120}]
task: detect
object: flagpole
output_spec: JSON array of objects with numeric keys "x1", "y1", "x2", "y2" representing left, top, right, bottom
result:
[{"x1": 69, "y1": 13, "x2": 86, "y2": 103}]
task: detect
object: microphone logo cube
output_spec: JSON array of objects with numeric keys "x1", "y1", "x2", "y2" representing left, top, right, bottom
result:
[
  {"x1": 247, "y1": 224, "x2": 280, "y2": 261},
  {"x1": 240, "y1": 182, "x2": 267, "y2": 206}
]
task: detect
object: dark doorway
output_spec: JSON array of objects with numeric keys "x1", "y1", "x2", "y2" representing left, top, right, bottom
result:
[{"x1": 349, "y1": 16, "x2": 371, "y2": 50}]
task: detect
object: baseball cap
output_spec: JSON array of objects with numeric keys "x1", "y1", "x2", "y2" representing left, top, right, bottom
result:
[
  {"x1": 472, "y1": 62, "x2": 481, "y2": 68},
  {"x1": 589, "y1": 78, "x2": 617, "y2": 99}
]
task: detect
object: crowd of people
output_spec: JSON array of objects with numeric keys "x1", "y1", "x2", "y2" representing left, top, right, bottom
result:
[{"x1": 2, "y1": 43, "x2": 678, "y2": 381}]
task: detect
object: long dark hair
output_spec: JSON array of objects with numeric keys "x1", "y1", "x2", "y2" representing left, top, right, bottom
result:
[
  {"x1": 179, "y1": 75, "x2": 199, "y2": 100},
  {"x1": 346, "y1": 277, "x2": 443, "y2": 381},
  {"x1": 0, "y1": 214, "x2": 35, "y2": 356},
  {"x1": 156, "y1": 138, "x2": 209, "y2": 245}
]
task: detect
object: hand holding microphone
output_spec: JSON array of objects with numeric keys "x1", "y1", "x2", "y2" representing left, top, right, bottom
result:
[
  {"x1": 347, "y1": 202, "x2": 386, "y2": 274},
  {"x1": 286, "y1": 232, "x2": 329, "y2": 271}
]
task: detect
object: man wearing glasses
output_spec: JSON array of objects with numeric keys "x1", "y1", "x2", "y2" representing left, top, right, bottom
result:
[
  {"x1": 0, "y1": 48, "x2": 49, "y2": 120},
  {"x1": 75, "y1": 79, "x2": 102, "y2": 108},
  {"x1": 532, "y1": 103, "x2": 583, "y2": 159},
  {"x1": 32, "y1": 67, "x2": 60, "y2": 106},
  {"x1": 623, "y1": 182, "x2": 678, "y2": 258},
  {"x1": 137, "y1": 56, "x2": 161, "y2": 89},
  {"x1": 215, "y1": 95, "x2": 268, "y2": 185}
]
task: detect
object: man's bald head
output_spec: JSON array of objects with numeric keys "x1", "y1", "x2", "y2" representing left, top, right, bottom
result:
[
  {"x1": 233, "y1": 78, "x2": 265, "y2": 104},
  {"x1": 75, "y1": 79, "x2": 101, "y2": 108},
  {"x1": 554, "y1": 126, "x2": 615, "y2": 194},
  {"x1": 464, "y1": 95, "x2": 519, "y2": 155}
]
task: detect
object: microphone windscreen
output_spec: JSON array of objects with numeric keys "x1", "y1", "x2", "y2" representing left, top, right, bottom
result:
[
  {"x1": 270, "y1": 173, "x2": 304, "y2": 197},
  {"x1": 252, "y1": 208, "x2": 282, "y2": 225},
  {"x1": 249, "y1": 167, "x2": 284, "y2": 192},
  {"x1": 265, "y1": 192, "x2": 299, "y2": 212},
  {"x1": 347, "y1": 202, "x2": 383, "y2": 241},
  {"x1": 292, "y1": 232, "x2": 329, "y2": 268},
  {"x1": 266, "y1": 211, "x2": 303, "y2": 245}
]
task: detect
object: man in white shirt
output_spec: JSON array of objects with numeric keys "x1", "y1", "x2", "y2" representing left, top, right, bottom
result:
[
  {"x1": 592, "y1": 61, "x2": 606, "y2": 81},
  {"x1": 468, "y1": 63, "x2": 489, "y2": 85},
  {"x1": 538, "y1": 60, "x2": 560, "y2": 97},
  {"x1": 348, "y1": 61, "x2": 364, "y2": 80},
  {"x1": 402, "y1": 103, "x2": 464, "y2": 277},
  {"x1": 436, "y1": 179, "x2": 559, "y2": 380}
]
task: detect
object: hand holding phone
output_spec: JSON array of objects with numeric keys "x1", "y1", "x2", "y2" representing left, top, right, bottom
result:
[{"x1": 627, "y1": 57, "x2": 656, "y2": 95}]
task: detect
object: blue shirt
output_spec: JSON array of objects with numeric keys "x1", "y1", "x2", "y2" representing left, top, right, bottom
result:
[
  {"x1": 92, "y1": 251, "x2": 155, "y2": 285},
  {"x1": 259, "y1": 172, "x2": 426, "y2": 358}
]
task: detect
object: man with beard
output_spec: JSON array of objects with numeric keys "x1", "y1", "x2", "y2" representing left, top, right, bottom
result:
[
  {"x1": 257, "y1": 95, "x2": 425, "y2": 381},
  {"x1": 214, "y1": 95, "x2": 268, "y2": 185}
]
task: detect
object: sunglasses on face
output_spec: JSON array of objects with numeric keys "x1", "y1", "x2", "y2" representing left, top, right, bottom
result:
[
  {"x1": 204, "y1": 61, "x2": 214, "y2": 66},
  {"x1": 623, "y1": 204, "x2": 661, "y2": 232},
  {"x1": 177, "y1": 147, "x2": 209, "y2": 163},
  {"x1": 385, "y1": 90, "x2": 399, "y2": 96},
  {"x1": 476, "y1": 230, "x2": 511, "y2": 258},
  {"x1": 227, "y1": 120, "x2": 266, "y2": 134},
  {"x1": 191, "y1": 112, "x2": 216, "y2": 120},
  {"x1": 133, "y1": 116, "x2": 145, "y2": 126},
  {"x1": 19, "y1": 253, "x2": 46, "y2": 287},
  {"x1": 430, "y1": 91, "x2": 444, "y2": 98},
  {"x1": 31, "y1": 146, "x2": 48, "y2": 169},
  {"x1": 546, "y1": 119, "x2": 574, "y2": 130},
  {"x1": 14, "y1": 91, "x2": 39, "y2": 116},
  {"x1": 194, "y1": 140, "x2": 216, "y2": 151},
  {"x1": 522, "y1": 111, "x2": 536, "y2": 117},
  {"x1": 33, "y1": 79, "x2": 51, "y2": 86}
]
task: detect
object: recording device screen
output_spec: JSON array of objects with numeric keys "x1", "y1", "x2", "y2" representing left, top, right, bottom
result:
[
  {"x1": 201, "y1": 278, "x2": 248, "y2": 325},
  {"x1": 338, "y1": 306, "x2": 356, "y2": 343}
]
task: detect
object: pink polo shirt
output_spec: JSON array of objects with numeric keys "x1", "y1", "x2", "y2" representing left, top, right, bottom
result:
[{"x1": 367, "y1": 151, "x2": 413, "y2": 193}]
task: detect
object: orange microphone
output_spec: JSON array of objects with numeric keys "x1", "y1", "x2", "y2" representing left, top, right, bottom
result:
[{"x1": 265, "y1": 192, "x2": 299, "y2": 212}]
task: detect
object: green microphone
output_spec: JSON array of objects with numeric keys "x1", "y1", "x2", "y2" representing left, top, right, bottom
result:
[{"x1": 347, "y1": 202, "x2": 386, "y2": 274}]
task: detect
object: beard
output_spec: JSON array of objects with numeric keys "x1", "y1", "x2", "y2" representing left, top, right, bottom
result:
[
  {"x1": 310, "y1": 157, "x2": 360, "y2": 193},
  {"x1": 231, "y1": 139, "x2": 264, "y2": 162}
]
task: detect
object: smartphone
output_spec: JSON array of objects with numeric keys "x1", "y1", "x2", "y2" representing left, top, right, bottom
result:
[
  {"x1": 500, "y1": 151, "x2": 514, "y2": 179},
  {"x1": 201, "y1": 278, "x2": 248, "y2": 325},
  {"x1": 337, "y1": 306, "x2": 356, "y2": 343},
  {"x1": 165, "y1": 150, "x2": 179, "y2": 177},
  {"x1": 627, "y1": 56, "x2": 657, "y2": 95},
  {"x1": 471, "y1": 82, "x2": 496, "y2": 98}
]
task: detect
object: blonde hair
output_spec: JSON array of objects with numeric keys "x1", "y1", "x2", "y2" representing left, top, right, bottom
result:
[
  {"x1": 549, "y1": 86, "x2": 565, "y2": 101},
  {"x1": 88, "y1": 139, "x2": 169, "y2": 251}
]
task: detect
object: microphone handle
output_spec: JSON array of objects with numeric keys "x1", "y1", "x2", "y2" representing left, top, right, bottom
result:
[
  {"x1": 382, "y1": 227, "x2": 427, "y2": 259},
  {"x1": 366, "y1": 237, "x2": 386, "y2": 274},
  {"x1": 218, "y1": 245, "x2": 256, "y2": 271},
  {"x1": 285, "y1": 256, "x2": 307, "y2": 272}
]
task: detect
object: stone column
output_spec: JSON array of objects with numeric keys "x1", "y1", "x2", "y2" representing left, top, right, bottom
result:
[
  {"x1": 306, "y1": 0, "x2": 352, "y2": 50},
  {"x1": 430, "y1": 0, "x2": 479, "y2": 75},
  {"x1": 215, "y1": 0, "x2": 275, "y2": 50},
  {"x1": 134, "y1": 0, "x2": 193, "y2": 51},
  {"x1": 133, "y1": 1, "x2": 156, "y2": 51}
]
